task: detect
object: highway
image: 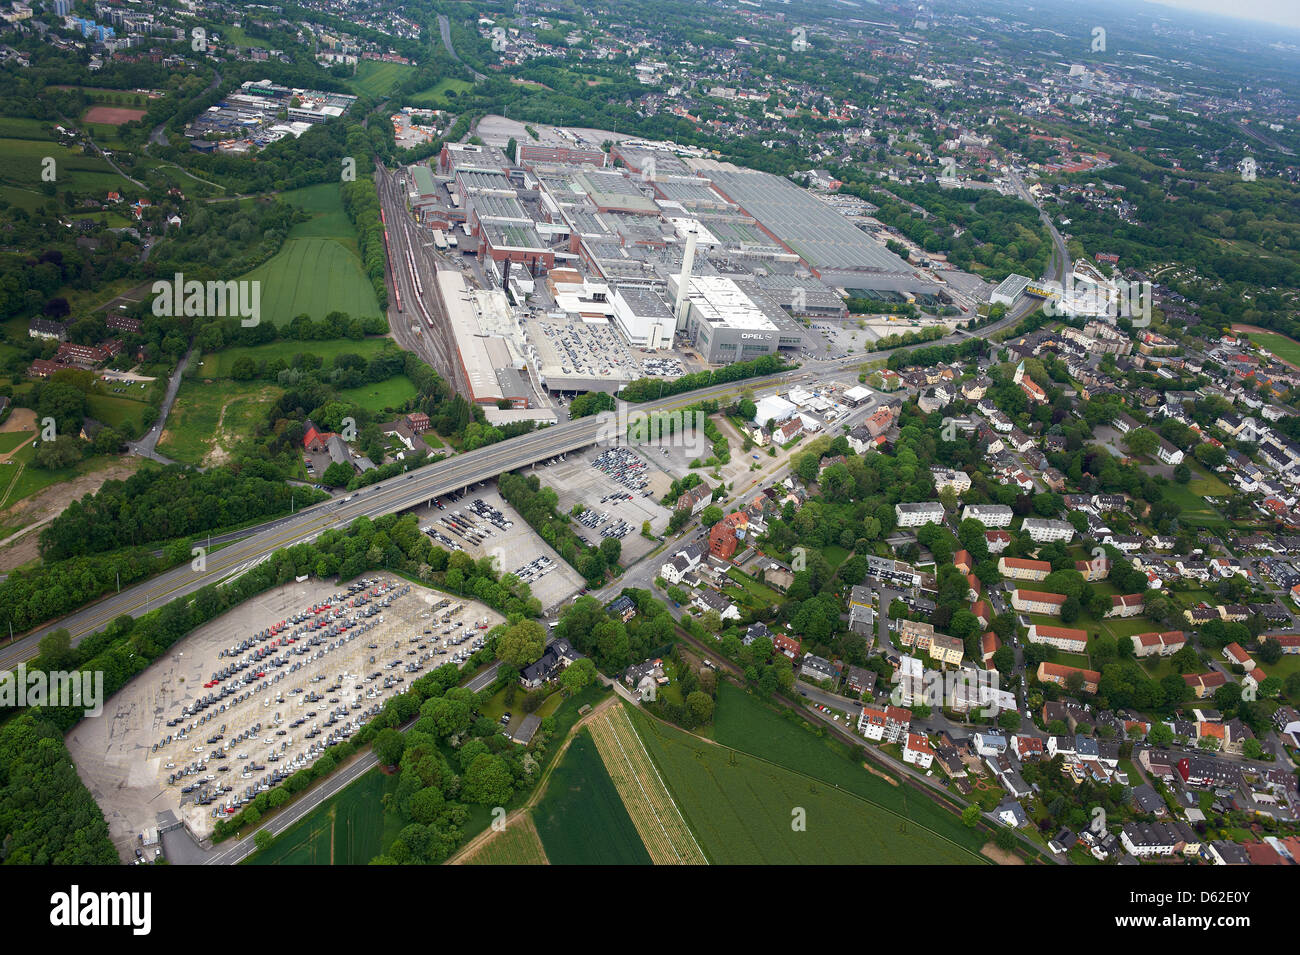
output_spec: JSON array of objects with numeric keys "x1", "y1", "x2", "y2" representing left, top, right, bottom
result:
[{"x1": 2, "y1": 209, "x2": 1042, "y2": 671}]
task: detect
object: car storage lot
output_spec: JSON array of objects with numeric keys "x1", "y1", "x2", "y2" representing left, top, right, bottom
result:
[
  {"x1": 414, "y1": 483, "x2": 584, "y2": 613},
  {"x1": 526, "y1": 446, "x2": 674, "y2": 566},
  {"x1": 67, "y1": 576, "x2": 504, "y2": 858}
]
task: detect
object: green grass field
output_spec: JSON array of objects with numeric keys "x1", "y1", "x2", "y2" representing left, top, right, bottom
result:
[
  {"x1": 234, "y1": 184, "x2": 382, "y2": 326},
  {"x1": 156, "y1": 380, "x2": 282, "y2": 465},
  {"x1": 0, "y1": 136, "x2": 129, "y2": 195},
  {"x1": 239, "y1": 237, "x2": 381, "y2": 326},
  {"x1": 406, "y1": 77, "x2": 474, "y2": 109},
  {"x1": 709, "y1": 683, "x2": 991, "y2": 857},
  {"x1": 0, "y1": 431, "x2": 30, "y2": 454},
  {"x1": 346, "y1": 60, "x2": 415, "y2": 99},
  {"x1": 1245, "y1": 331, "x2": 1300, "y2": 368},
  {"x1": 533, "y1": 730, "x2": 652, "y2": 865},
  {"x1": 195, "y1": 336, "x2": 396, "y2": 378},
  {"x1": 86, "y1": 393, "x2": 152, "y2": 435},
  {"x1": 246, "y1": 768, "x2": 399, "y2": 865},
  {"x1": 337, "y1": 375, "x2": 418, "y2": 413},
  {"x1": 630, "y1": 704, "x2": 984, "y2": 864}
]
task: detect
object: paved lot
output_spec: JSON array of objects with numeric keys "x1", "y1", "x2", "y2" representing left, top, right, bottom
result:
[
  {"x1": 414, "y1": 485, "x2": 584, "y2": 612},
  {"x1": 525, "y1": 446, "x2": 674, "y2": 566},
  {"x1": 68, "y1": 576, "x2": 504, "y2": 859}
]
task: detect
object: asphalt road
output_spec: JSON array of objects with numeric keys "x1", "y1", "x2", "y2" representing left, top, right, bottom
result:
[{"x1": 3, "y1": 233, "x2": 1039, "y2": 666}]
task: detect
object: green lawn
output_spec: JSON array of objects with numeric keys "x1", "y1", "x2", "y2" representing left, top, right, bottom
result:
[
  {"x1": 85, "y1": 389, "x2": 152, "y2": 433},
  {"x1": 0, "y1": 431, "x2": 31, "y2": 454},
  {"x1": 246, "y1": 767, "x2": 400, "y2": 865},
  {"x1": 338, "y1": 375, "x2": 418, "y2": 413},
  {"x1": 630, "y1": 704, "x2": 985, "y2": 864},
  {"x1": 406, "y1": 77, "x2": 474, "y2": 109},
  {"x1": 822, "y1": 545, "x2": 851, "y2": 569},
  {"x1": 533, "y1": 729, "x2": 652, "y2": 865}
]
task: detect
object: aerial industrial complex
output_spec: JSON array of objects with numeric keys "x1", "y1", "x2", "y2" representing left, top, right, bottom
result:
[{"x1": 393, "y1": 126, "x2": 973, "y2": 407}]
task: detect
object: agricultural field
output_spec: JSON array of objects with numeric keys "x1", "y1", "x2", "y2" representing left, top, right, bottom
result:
[
  {"x1": 247, "y1": 768, "x2": 399, "y2": 866},
  {"x1": 346, "y1": 60, "x2": 415, "y2": 99},
  {"x1": 234, "y1": 184, "x2": 382, "y2": 326},
  {"x1": 629, "y1": 705, "x2": 984, "y2": 865},
  {"x1": 459, "y1": 815, "x2": 549, "y2": 865},
  {"x1": 586, "y1": 705, "x2": 707, "y2": 865},
  {"x1": 195, "y1": 336, "x2": 396, "y2": 379},
  {"x1": 533, "y1": 730, "x2": 652, "y2": 865},
  {"x1": 156, "y1": 380, "x2": 282, "y2": 466},
  {"x1": 710, "y1": 683, "x2": 990, "y2": 856}
]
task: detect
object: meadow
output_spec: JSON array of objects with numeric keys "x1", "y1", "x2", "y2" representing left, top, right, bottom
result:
[
  {"x1": 338, "y1": 375, "x2": 418, "y2": 413},
  {"x1": 195, "y1": 337, "x2": 396, "y2": 379},
  {"x1": 156, "y1": 380, "x2": 282, "y2": 466}
]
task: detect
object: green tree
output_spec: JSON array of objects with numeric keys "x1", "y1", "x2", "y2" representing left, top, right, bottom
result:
[{"x1": 497, "y1": 620, "x2": 546, "y2": 668}]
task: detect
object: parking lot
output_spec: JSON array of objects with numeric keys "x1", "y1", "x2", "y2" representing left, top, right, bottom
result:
[
  {"x1": 524, "y1": 446, "x2": 674, "y2": 566},
  {"x1": 413, "y1": 483, "x2": 584, "y2": 612},
  {"x1": 67, "y1": 576, "x2": 504, "y2": 857}
]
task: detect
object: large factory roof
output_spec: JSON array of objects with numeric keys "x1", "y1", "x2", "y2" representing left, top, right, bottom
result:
[{"x1": 702, "y1": 168, "x2": 916, "y2": 274}]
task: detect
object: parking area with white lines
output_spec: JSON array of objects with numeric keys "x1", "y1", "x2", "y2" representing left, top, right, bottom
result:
[{"x1": 67, "y1": 576, "x2": 504, "y2": 859}]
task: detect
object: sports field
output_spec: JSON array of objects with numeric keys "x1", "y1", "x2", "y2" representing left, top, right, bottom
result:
[
  {"x1": 533, "y1": 730, "x2": 652, "y2": 865},
  {"x1": 587, "y1": 705, "x2": 707, "y2": 865},
  {"x1": 629, "y1": 705, "x2": 985, "y2": 865},
  {"x1": 247, "y1": 768, "x2": 398, "y2": 865},
  {"x1": 459, "y1": 815, "x2": 550, "y2": 865},
  {"x1": 1242, "y1": 330, "x2": 1300, "y2": 368},
  {"x1": 235, "y1": 184, "x2": 382, "y2": 326}
]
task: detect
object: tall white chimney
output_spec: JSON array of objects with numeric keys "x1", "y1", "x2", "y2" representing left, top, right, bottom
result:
[{"x1": 673, "y1": 225, "x2": 698, "y2": 326}]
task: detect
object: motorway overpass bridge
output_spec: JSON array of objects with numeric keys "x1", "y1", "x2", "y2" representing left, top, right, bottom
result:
[{"x1": 0, "y1": 309, "x2": 1034, "y2": 670}]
